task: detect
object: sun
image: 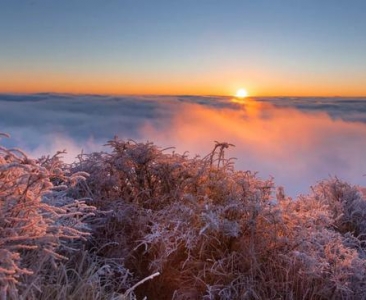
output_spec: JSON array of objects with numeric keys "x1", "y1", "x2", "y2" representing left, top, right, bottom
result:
[{"x1": 235, "y1": 88, "x2": 248, "y2": 98}]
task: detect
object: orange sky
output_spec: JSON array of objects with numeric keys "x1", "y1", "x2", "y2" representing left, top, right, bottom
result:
[
  {"x1": 1, "y1": 67, "x2": 366, "y2": 97},
  {"x1": 2, "y1": 2, "x2": 366, "y2": 97}
]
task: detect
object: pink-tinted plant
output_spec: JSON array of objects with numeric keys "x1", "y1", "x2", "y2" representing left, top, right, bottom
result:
[
  {"x1": 0, "y1": 134, "x2": 95, "y2": 299},
  {"x1": 2, "y1": 133, "x2": 366, "y2": 299},
  {"x1": 72, "y1": 137, "x2": 366, "y2": 299}
]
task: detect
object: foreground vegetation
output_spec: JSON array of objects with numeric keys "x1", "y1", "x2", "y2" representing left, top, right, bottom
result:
[{"x1": 1, "y1": 134, "x2": 366, "y2": 299}]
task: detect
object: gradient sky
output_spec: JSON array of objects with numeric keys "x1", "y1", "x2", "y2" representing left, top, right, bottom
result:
[{"x1": 1, "y1": 0, "x2": 366, "y2": 96}]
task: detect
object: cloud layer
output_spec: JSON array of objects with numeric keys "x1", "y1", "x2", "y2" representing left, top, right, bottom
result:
[{"x1": 1, "y1": 93, "x2": 366, "y2": 196}]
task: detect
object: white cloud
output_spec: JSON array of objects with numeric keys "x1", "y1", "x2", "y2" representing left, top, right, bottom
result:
[{"x1": 1, "y1": 93, "x2": 366, "y2": 196}]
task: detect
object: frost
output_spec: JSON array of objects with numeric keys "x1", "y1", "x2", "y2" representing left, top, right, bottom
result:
[{"x1": 1, "y1": 134, "x2": 366, "y2": 299}]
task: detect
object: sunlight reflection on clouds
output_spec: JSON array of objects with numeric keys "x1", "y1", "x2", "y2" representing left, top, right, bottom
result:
[
  {"x1": 141, "y1": 99, "x2": 366, "y2": 196},
  {"x1": 1, "y1": 93, "x2": 366, "y2": 197}
]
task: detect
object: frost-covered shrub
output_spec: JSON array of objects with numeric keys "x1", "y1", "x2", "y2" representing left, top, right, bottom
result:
[
  {"x1": 311, "y1": 178, "x2": 366, "y2": 238},
  {"x1": 0, "y1": 134, "x2": 95, "y2": 299},
  {"x1": 72, "y1": 138, "x2": 366, "y2": 299},
  {"x1": 3, "y1": 133, "x2": 365, "y2": 299}
]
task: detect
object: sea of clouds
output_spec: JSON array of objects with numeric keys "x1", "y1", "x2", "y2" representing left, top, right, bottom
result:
[{"x1": 1, "y1": 93, "x2": 366, "y2": 197}]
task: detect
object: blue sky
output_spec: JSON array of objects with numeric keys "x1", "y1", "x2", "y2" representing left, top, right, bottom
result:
[{"x1": 1, "y1": 0, "x2": 366, "y2": 95}]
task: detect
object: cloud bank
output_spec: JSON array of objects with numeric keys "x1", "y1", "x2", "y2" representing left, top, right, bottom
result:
[{"x1": 1, "y1": 93, "x2": 366, "y2": 196}]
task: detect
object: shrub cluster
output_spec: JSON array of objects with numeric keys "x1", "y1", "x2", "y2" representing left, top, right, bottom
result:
[
  {"x1": 71, "y1": 138, "x2": 366, "y2": 299},
  {"x1": 0, "y1": 134, "x2": 129, "y2": 300},
  {"x1": 1, "y1": 134, "x2": 366, "y2": 299}
]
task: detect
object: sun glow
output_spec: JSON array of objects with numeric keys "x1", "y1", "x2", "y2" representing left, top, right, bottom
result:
[{"x1": 235, "y1": 88, "x2": 248, "y2": 98}]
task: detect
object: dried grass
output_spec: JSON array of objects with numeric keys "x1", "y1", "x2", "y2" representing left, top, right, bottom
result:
[{"x1": 1, "y1": 135, "x2": 366, "y2": 299}]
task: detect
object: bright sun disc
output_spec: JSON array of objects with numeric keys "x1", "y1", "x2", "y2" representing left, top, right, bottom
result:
[{"x1": 236, "y1": 88, "x2": 248, "y2": 98}]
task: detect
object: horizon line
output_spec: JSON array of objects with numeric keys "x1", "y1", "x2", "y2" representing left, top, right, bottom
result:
[{"x1": 1, "y1": 91, "x2": 366, "y2": 98}]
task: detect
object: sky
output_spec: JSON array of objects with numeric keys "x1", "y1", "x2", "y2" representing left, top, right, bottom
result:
[
  {"x1": 1, "y1": 0, "x2": 366, "y2": 96},
  {"x1": 1, "y1": 94, "x2": 366, "y2": 197}
]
